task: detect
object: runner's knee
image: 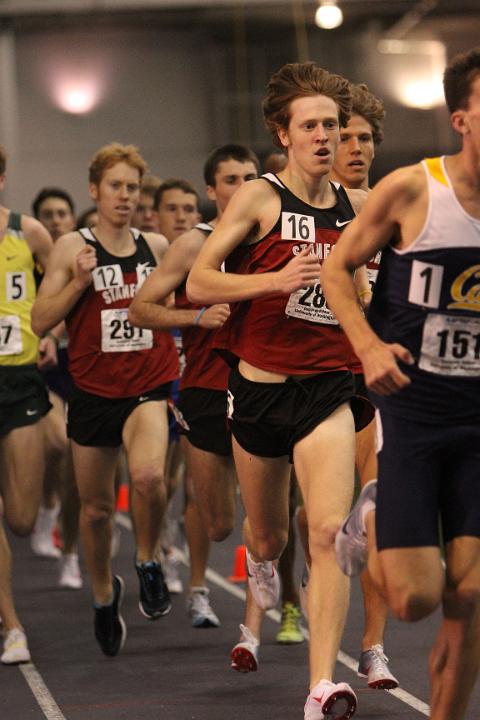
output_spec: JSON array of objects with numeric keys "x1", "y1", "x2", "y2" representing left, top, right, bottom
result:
[
  {"x1": 387, "y1": 582, "x2": 441, "y2": 622},
  {"x1": 130, "y1": 464, "x2": 165, "y2": 498},
  {"x1": 81, "y1": 499, "x2": 114, "y2": 527}
]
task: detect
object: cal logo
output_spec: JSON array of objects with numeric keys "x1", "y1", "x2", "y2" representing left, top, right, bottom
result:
[{"x1": 448, "y1": 264, "x2": 480, "y2": 312}]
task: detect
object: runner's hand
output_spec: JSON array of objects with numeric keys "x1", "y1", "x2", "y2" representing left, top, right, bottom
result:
[
  {"x1": 274, "y1": 246, "x2": 321, "y2": 294},
  {"x1": 361, "y1": 341, "x2": 414, "y2": 395},
  {"x1": 198, "y1": 304, "x2": 230, "y2": 329},
  {"x1": 75, "y1": 245, "x2": 97, "y2": 287}
]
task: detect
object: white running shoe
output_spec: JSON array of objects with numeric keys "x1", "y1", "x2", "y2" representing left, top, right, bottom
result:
[
  {"x1": 1, "y1": 628, "x2": 31, "y2": 665},
  {"x1": 163, "y1": 550, "x2": 183, "y2": 594},
  {"x1": 59, "y1": 553, "x2": 83, "y2": 590},
  {"x1": 358, "y1": 644, "x2": 399, "y2": 689},
  {"x1": 304, "y1": 680, "x2": 357, "y2": 720},
  {"x1": 246, "y1": 549, "x2": 280, "y2": 610},
  {"x1": 31, "y1": 504, "x2": 61, "y2": 559},
  {"x1": 231, "y1": 624, "x2": 259, "y2": 673},
  {"x1": 187, "y1": 587, "x2": 220, "y2": 628},
  {"x1": 335, "y1": 480, "x2": 377, "y2": 577}
]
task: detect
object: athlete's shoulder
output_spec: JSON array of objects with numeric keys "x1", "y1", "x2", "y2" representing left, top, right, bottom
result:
[
  {"x1": 142, "y1": 231, "x2": 169, "y2": 259},
  {"x1": 378, "y1": 162, "x2": 426, "y2": 202},
  {"x1": 344, "y1": 187, "x2": 368, "y2": 215}
]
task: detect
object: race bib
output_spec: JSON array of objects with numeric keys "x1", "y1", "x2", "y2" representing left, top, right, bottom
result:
[
  {"x1": 101, "y1": 309, "x2": 153, "y2": 352},
  {"x1": 285, "y1": 283, "x2": 338, "y2": 325},
  {"x1": 0, "y1": 315, "x2": 23, "y2": 355},
  {"x1": 6, "y1": 272, "x2": 27, "y2": 301},
  {"x1": 281, "y1": 212, "x2": 316, "y2": 243},
  {"x1": 92, "y1": 265, "x2": 124, "y2": 291},
  {"x1": 419, "y1": 313, "x2": 480, "y2": 377}
]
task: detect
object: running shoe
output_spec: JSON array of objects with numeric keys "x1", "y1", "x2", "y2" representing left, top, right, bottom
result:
[
  {"x1": 246, "y1": 549, "x2": 280, "y2": 610},
  {"x1": 276, "y1": 602, "x2": 304, "y2": 644},
  {"x1": 93, "y1": 575, "x2": 126, "y2": 657},
  {"x1": 30, "y1": 504, "x2": 61, "y2": 559},
  {"x1": 335, "y1": 480, "x2": 377, "y2": 577},
  {"x1": 59, "y1": 553, "x2": 83, "y2": 590},
  {"x1": 299, "y1": 564, "x2": 309, "y2": 620},
  {"x1": 187, "y1": 586, "x2": 220, "y2": 628},
  {"x1": 1, "y1": 628, "x2": 31, "y2": 665},
  {"x1": 358, "y1": 644, "x2": 399, "y2": 689},
  {"x1": 163, "y1": 550, "x2": 183, "y2": 594},
  {"x1": 304, "y1": 680, "x2": 357, "y2": 720},
  {"x1": 231, "y1": 624, "x2": 259, "y2": 673},
  {"x1": 135, "y1": 559, "x2": 171, "y2": 619}
]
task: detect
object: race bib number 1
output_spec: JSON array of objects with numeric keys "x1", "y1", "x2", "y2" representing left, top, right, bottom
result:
[
  {"x1": 0, "y1": 315, "x2": 22, "y2": 355},
  {"x1": 101, "y1": 309, "x2": 153, "y2": 352}
]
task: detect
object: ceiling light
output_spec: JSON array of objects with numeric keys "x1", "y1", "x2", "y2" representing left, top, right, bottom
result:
[{"x1": 315, "y1": 1, "x2": 343, "y2": 30}]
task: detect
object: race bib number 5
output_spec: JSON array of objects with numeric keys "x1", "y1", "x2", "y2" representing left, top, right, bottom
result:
[
  {"x1": 285, "y1": 283, "x2": 338, "y2": 325},
  {"x1": 0, "y1": 315, "x2": 22, "y2": 355},
  {"x1": 419, "y1": 313, "x2": 480, "y2": 377},
  {"x1": 101, "y1": 309, "x2": 153, "y2": 352}
]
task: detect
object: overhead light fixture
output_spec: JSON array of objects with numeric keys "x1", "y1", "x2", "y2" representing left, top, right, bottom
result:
[{"x1": 315, "y1": 0, "x2": 343, "y2": 30}]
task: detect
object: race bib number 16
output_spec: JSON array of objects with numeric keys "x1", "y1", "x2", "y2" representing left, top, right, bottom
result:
[{"x1": 281, "y1": 212, "x2": 315, "y2": 243}]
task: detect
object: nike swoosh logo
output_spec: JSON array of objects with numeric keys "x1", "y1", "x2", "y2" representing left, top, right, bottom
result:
[
  {"x1": 6, "y1": 255, "x2": 17, "y2": 261},
  {"x1": 26, "y1": 409, "x2": 38, "y2": 416},
  {"x1": 336, "y1": 219, "x2": 351, "y2": 228},
  {"x1": 138, "y1": 396, "x2": 149, "y2": 402}
]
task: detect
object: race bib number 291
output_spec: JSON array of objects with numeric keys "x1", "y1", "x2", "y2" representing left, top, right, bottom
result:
[{"x1": 101, "y1": 309, "x2": 153, "y2": 352}]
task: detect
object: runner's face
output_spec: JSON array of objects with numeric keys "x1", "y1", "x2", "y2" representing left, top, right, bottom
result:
[
  {"x1": 37, "y1": 197, "x2": 75, "y2": 241},
  {"x1": 156, "y1": 188, "x2": 198, "y2": 243},
  {"x1": 207, "y1": 159, "x2": 258, "y2": 214},
  {"x1": 278, "y1": 94, "x2": 340, "y2": 178},
  {"x1": 332, "y1": 114, "x2": 375, "y2": 189},
  {"x1": 90, "y1": 162, "x2": 140, "y2": 227},
  {"x1": 133, "y1": 192, "x2": 158, "y2": 232}
]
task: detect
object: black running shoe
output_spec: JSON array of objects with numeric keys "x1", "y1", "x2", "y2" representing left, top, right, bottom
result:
[
  {"x1": 135, "y1": 559, "x2": 171, "y2": 619},
  {"x1": 94, "y1": 575, "x2": 127, "y2": 657}
]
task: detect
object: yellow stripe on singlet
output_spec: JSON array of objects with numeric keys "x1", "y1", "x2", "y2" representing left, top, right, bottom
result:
[{"x1": 424, "y1": 157, "x2": 449, "y2": 187}]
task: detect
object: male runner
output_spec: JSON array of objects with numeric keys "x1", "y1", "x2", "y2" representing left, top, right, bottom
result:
[
  {"x1": 130, "y1": 144, "x2": 259, "y2": 630},
  {"x1": 187, "y1": 62, "x2": 370, "y2": 720},
  {"x1": 0, "y1": 145, "x2": 54, "y2": 664},
  {"x1": 322, "y1": 48, "x2": 480, "y2": 720},
  {"x1": 32, "y1": 142, "x2": 178, "y2": 657}
]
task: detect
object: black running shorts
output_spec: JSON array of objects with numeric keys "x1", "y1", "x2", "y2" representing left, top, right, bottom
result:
[
  {"x1": 178, "y1": 387, "x2": 231, "y2": 457},
  {"x1": 0, "y1": 365, "x2": 51, "y2": 438},
  {"x1": 227, "y1": 367, "x2": 360, "y2": 462},
  {"x1": 67, "y1": 382, "x2": 172, "y2": 447},
  {"x1": 375, "y1": 409, "x2": 480, "y2": 550}
]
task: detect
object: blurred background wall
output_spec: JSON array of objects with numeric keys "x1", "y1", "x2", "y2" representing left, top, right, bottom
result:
[{"x1": 0, "y1": 0, "x2": 479, "y2": 214}]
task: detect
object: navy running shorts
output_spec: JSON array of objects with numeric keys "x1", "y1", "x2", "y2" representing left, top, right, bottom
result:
[{"x1": 375, "y1": 409, "x2": 480, "y2": 550}]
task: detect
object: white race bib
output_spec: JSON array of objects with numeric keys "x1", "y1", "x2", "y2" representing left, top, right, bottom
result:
[
  {"x1": 419, "y1": 313, "x2": 480, "y2": 377},
  {"x1": 281, "y1": 212, "x2": 316, "y2": 243},
  {"x1": 92, "y1": 265, "x2": 124, "y2": 291},
  {"x1": 0, "y1": 315, "x2": 23, "y2": 355},
  {"x1": 285, "y1": 283, "x2": 338, "y2": 325},
  {"x1": 101, "y1": 309, "x2": 153, "y2": 352}
]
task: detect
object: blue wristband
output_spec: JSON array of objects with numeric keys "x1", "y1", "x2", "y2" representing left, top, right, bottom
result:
[{"x1": 194, "y1": 306, "x2": 207, "y2": 325}]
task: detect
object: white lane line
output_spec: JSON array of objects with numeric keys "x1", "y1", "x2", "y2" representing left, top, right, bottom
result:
[
  {"x1": 19, "y1": 663, "x2": 67, "y2": 720},
  {"x1": 116, "y1": 513, "x2": 430, "y2": 716}
]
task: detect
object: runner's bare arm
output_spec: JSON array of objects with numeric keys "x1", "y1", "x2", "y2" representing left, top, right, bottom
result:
[
  {"x1": 129, "y1": 230, "x2": 229, "y2": 330},
  {"x1": 31, "y1": 234, "x2": 95, "y2": 336},
  {"x1": 187, "y1": 179, "x2": 321, "y2": 304},
  {"x1": 322, "y1": 167, "x2": 424, "y2": 394}
]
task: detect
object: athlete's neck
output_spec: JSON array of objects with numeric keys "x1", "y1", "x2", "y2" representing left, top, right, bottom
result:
[
  {"x1": 92, "y1": 219, "x2": 136, "y2": 256},
  {"x1": 278, "y1": 168, "x2": 336, "y2": 209}
]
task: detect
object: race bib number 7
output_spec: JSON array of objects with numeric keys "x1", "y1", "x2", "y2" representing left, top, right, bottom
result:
[
  {"x1": 101, "y1": 309, "x2": 153, "y2": 352},
  {"x1": 0, "y1": 315, "x2": 22, "y2": 355}
]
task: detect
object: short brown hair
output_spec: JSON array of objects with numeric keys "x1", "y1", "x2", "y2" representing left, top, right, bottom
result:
[
  {"x1": 154, "y1": 178, "x2": 199, "y2": 210},
  {"x1": 88, "y1": 142, "x2": 148, "y2": 185},
  {"x1": 444, "y1": 47, "x2": 480, "y2": 114},
  {"x1": 0, "y1": 145, "x2": 6, "y2": 175},
  {"x1": 262, "y1": 62, "x2": 352, "y2": 148},
  {"x1": 350, "y1": 83, "x2": 385, "y2": 146}
]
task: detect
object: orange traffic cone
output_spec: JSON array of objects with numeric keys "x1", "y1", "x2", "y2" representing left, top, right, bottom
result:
[
  {"x1": 228, "y1": 544, "x2": 247, "y2": 583},
  {"x1": 116, "y1": 484, "x2": 129, "y2": 512}
]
